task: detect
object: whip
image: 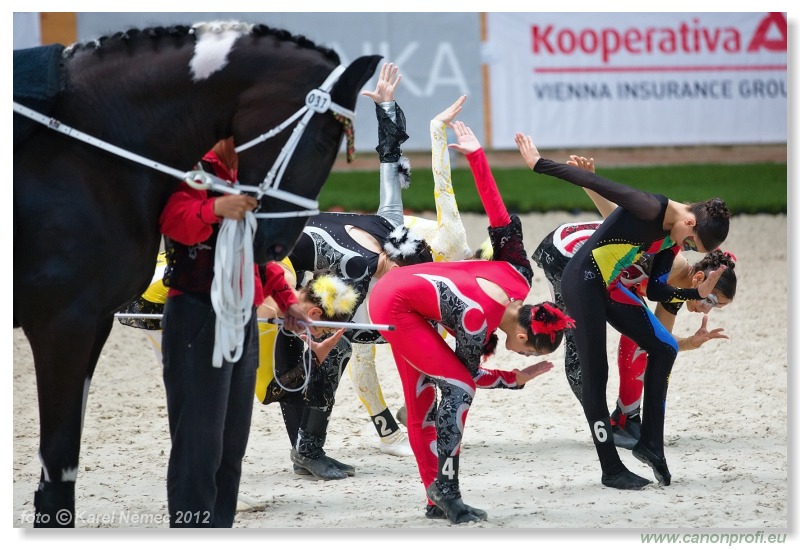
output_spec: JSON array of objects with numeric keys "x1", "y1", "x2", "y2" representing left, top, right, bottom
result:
[{"x1": 115, "y1": 313, "x2": 395, "y2": 332}]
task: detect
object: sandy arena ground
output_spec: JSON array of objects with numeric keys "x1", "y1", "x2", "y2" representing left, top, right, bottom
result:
[{"x1": 11, "y1": 209, "x2": 789, "y2": 544}]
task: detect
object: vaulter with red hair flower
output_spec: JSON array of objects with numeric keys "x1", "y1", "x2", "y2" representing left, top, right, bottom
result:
[{"x1": 369, "y1": 121, "x2": 573, "y2": 525}]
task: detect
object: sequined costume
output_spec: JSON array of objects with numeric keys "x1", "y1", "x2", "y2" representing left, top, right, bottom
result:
[
  {"x1": 533, "y1": 221, "x2": 686, "y2": 414},
  {"x1": 533, "y1": 158, "x2": 701, "y2": 485},
  {"x1": 369, "y1": 146, "x2": 534, "y2": 507}
]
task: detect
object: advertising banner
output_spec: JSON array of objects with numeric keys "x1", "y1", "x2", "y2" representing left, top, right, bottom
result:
[{"x1": 485, "y1": 12, "x2": 787, "y2": 148}]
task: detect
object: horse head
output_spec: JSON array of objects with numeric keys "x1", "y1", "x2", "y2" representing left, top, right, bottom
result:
[{"x1": 233, "y1": 52, "x2": 381, "y2": 264}]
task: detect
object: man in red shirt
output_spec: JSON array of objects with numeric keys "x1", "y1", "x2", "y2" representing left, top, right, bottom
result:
[{"x1": 159, "y1": 138, "x2": 309, "y2": 528}]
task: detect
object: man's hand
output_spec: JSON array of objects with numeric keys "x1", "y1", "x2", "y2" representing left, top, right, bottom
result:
[
  {"x1": 213, "y1": 194, "x2": 257, "y2": 220},
  {"x1": 282, "y1": 303, "x2": 312, "y2": 334}
]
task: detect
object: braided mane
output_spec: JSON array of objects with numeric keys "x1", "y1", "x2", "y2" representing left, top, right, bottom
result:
[{"x1": 63, "y1": 21, "x2": 340, "y2": 63}]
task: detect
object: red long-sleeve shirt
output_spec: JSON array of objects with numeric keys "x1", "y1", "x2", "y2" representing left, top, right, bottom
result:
[{"x1": 159, "y1": 151, "x2": 297, "y2": 311}]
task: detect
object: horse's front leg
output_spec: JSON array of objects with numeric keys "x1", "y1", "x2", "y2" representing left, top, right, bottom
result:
[{"x1": 26, "y1": 314, "x2": 113, "y2": 528}]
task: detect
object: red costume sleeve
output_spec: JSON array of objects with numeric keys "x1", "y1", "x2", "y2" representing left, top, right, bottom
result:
[
  {"x1": 261, "y1": 261, "x2": 298, "y2": 312},
  {"x1": 473, "y1": 366, "x2": 520, "y2": 389},
  {"x1": 466, "y1": 148, "x2": 511, "y2": 228}
]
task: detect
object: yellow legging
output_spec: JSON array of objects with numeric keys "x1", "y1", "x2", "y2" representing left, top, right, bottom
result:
[
  {"x1": 347, "y1": 340, "x2": 387, "y2": 416},
  {"x1": 254, "y1": 322, "x2": 280, "y2": 404},
  {"x1": 254, "y1": 257, "x2": 297, "y2": 403}
]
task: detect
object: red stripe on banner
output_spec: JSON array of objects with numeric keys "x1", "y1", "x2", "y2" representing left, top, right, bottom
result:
[{"x1": 534, "y1": 65, "x2": 787, "y2": 74}]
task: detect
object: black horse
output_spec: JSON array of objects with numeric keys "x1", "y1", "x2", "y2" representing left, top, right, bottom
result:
[{"x1": 13, "y1": 21, "x2": 380, "y2": 527}]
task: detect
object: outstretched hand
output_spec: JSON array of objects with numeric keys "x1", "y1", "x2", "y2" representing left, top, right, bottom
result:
[
  {"x1": 360, "y1": 62, "x2": 402, "y2": 104},
  {"x1": 447, "y1": 120, "x2": 482, "y2": 155},
  {"x1": 567, "y1": 155, "x2": 595, "y2": 173},
  {"x1": 514, "y1": 133, "x2": 541, "y2": 170},
  {"x1": 685, "y1": 314, "x2": 728, "y2": 350},
  {"x1": 300, "y1": 328, "x2": 346, "y2": 364},
  {"x1": 514, "y1": 360, "x2": 555, "y2": 385},
  {"x1": 434, "y1": 95, "x2": 467, "y2": 125}
]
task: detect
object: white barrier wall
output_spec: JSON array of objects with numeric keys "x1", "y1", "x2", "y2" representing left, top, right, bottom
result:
[{"x1": 485, "y1": 12, "x2": 787, "y2": 148}]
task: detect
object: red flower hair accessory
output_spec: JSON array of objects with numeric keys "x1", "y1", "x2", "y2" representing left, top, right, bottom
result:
[{"x1": 530, "y1": 302, "x2": 577, "y2": 343}]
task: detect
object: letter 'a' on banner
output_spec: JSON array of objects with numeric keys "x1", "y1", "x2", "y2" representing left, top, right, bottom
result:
[{"x1": 484, "y1": 12, "x2": 787, "y2": 149}]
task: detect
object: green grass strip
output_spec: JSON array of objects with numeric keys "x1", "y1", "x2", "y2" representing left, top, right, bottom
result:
[{"x1": 319, "y1": 163, "x2": 786, "y2": 215}]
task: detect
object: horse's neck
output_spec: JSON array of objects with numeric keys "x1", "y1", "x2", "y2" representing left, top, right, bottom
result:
[{"x1": 64, "y1": 49, "x2": 230, "y2": 170}]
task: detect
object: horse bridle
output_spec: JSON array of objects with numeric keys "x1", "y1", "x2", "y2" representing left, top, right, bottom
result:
[{"x1": 12, "y1": 64, "x2": 355, "y2": 219}]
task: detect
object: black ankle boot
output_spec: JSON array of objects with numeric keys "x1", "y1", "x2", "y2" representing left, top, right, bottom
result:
[
  {"x1": 425, "y1": 504, "x2": 446, "y2": 519},
  {"x1": 632, "y1": 441, "x2": 671, "y2": 486},
  {"x1": 292, "y1": 463, "x2": 313, "y2": 476},
  {"x1": 293, "y1": 406, "x2": 350, "y2": 480},
  {"x1": 325, "y1": 456, "x2": 355, "y2": 476},
  {"x1": 290, "y1": 447, "x2": 347, "y2": 481},
  {"x1": 293, "y1": 456, "x2": 354, "y2": 477},
  {"x1": 601, "y1": 468, "x2": 652, "y2": 490},
  {"x1": 426, "y1": 482, "x2": 485, "y2": 524},
  {"x1": 611, "y1": 406, "x2": 642, "y2": 450}
]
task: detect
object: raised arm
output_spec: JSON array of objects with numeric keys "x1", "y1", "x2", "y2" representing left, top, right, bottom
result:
[
  {"x1": 361, "y1": 62, "x2": 408, "y2": 227},
  {"x1": 450, "y1": 121, "x2": 510, "y2": 228},
  {"x1": 401, "y1": 96, "x2": 473, "y2": 260},
  {"x1": 515, "y1": 133, "x2": 662, "y2": 221},
  {"x1": 427, "y1": 95, "x2": 472, "y2": 260},
  {"x1": 452, "y1": 122, "x2": 532, "y2": 280}
]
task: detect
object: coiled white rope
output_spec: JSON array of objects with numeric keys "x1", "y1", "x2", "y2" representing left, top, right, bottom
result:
[
  {"x1": 271, "y1": 323, "x2": 316, "y2": 394},
  {"x1": 210, "y1": 212, "x2": 256, "y2": 367}
]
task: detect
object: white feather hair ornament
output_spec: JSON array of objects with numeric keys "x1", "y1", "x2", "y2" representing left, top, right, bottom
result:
[{"x1": 384, "y1": 225, "x2": 423, "y2": 261}]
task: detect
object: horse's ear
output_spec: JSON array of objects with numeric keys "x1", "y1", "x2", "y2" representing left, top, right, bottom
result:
[{"x1": 331, "y1": 55, "x2": 383, "y2": 109}]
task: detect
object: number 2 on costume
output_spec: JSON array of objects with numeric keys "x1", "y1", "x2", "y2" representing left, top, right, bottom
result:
[{"x1": 375, "y1": 416, "x2": 392, "y2": 437}]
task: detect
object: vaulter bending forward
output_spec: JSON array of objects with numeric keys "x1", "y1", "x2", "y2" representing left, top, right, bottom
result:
[{"x1": 369, "y1": 122, "x2": 573, "y2": 524}]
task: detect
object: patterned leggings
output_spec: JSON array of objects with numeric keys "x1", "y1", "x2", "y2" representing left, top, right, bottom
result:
[{"x1": 369, "y1": 279, "x2": 475, "y2": 495}]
